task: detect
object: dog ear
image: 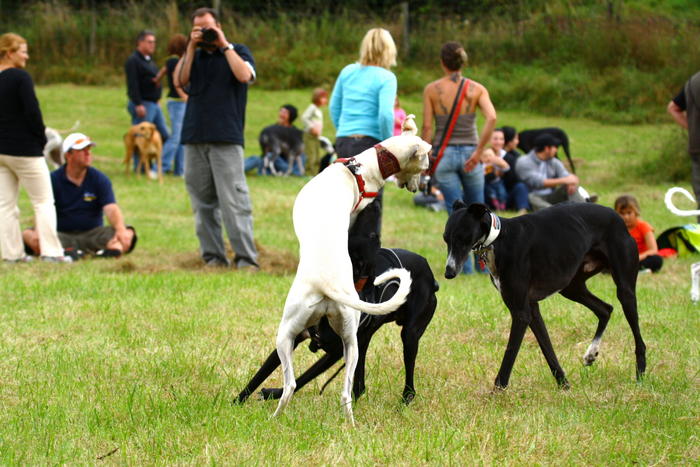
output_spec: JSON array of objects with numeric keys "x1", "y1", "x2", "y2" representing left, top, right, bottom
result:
[
  {"x1": 466, "y1": 203, "x2": 488, "y2": 219},
  {"x1": 467, "y1": 203, "x2": 492, "y2": 235},
  {"x1": 452, "y1": 199, "x2": 468, "y2": 211}
]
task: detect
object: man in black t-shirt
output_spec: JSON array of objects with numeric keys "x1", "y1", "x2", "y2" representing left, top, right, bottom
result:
[
  {"x1": 175, "y1": 7, "x2": 258, "y2": 270},
  {"x1": 668, "y1": 72, "x2": 700, "y2": 221}
]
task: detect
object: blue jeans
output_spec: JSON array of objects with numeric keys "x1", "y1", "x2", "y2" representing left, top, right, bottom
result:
[
  {"x1": 485, "y1": 179, "x2": 508, "y2": 209},
  {"x1": 434, "y1": 145, "x2": 484, "y2": 215},
  {"x1": 507, "y1": 181, "x2": 530, "y2": 211},
  {"x1": 127, "y1": 100, "x2": 170, "y2": 171},
  {"x1": 162, "y1": 100, "x2": 185, "y2": 175},
  {"x1": 434, "y1": 145, "x2": 485, "y2": 273}
]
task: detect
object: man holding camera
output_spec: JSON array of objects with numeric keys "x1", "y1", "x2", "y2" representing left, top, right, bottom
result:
[{"x1": 175, "y1": 7, "x2": 259, "y2": 270}]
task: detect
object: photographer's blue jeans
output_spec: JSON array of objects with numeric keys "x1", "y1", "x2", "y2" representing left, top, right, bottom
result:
[
  {"x1": 127, "y1": 100, "x2": 170, "y2": 171},
  {"x1": 161, "y1": 99, "x2": 186, "y2": 175},
  {"x1": 434, "y1": 144, "x2": 485, "y2": 274}
]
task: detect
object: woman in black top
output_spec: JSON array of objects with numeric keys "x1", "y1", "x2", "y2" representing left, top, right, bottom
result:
[{"x1": 0, "y1": 33, "x2": 67, "y2": 262}]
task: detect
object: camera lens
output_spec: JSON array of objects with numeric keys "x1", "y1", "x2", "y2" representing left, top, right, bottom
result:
[{"x1": 201, "y1": 28, "x2": 218, "y2": 43}]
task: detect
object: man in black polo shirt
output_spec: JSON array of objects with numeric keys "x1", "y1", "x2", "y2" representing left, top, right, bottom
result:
[
  {"x1": 125, "y1": 30, "x2": 169, "y2": 171},
  {"x1": 175, "y1": 7, "x2": 258, "y2": 270},
  {"x1": 668, "y1": 71, "x2": 700, "y2": 221},
  {"x1": 23, "y1": 133, "x2": 136, "y2": 258}
]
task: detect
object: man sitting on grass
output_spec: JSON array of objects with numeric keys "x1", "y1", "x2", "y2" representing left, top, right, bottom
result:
[
  {"x1": 23, "y1": 133, "x2": 136, "y2": 259},
  {"x1": 515, "y1": 133, "x2": 595, "y2": 210}
]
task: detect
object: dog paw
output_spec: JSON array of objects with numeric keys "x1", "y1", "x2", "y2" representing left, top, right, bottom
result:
[
  {"x1": 582, "y1": 350, "x2": 599, "y2": 366},
  {"x1": 401, "y1": 391, "x2": 415, "y2": 405}
]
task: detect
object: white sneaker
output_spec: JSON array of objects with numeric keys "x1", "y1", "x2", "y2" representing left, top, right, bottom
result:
[{"x1": 41, "y1": 255, "x2": 73, "y2": 263}]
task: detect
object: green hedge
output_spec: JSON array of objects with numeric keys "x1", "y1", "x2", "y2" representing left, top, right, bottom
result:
[{"x1": 3, "y1": 0, "x2": 699, "y2": 123}]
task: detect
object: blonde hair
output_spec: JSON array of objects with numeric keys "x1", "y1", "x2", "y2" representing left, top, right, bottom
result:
[
  {"x1": 359, "y1": 28, "x2": 397, "y2": 69},
  {"x1": 0, "y1": 33, "x2": 26, "y2": 60},
  {"x1": 614, "y1": 194, "x2": 641, "y2": 215}
]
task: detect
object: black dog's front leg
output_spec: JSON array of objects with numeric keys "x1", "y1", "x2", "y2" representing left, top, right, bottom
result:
[
  {"x1": 494, "y1": 309, "x2": 530, "y2": 389},
  {"x1": 234, "y1": 333, "x2": 308, "y2": 403},
  {"x1": 528, "y1": 302, "x2": 569, "y2": 389}
]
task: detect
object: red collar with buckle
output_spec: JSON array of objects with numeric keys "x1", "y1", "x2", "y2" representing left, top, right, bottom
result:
[{"x1": 335, "y1": 144, "x2": 400, "y2": 212}]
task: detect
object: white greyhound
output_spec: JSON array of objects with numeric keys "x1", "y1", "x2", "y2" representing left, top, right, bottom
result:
[
  {"x1": 273, "y1": 115, "x2": 431, "y2": 425},
  {"x1": 664, "y1": 187, "x2": 700, "y2": 302}
]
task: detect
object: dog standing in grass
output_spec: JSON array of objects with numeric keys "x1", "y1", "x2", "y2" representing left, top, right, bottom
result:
[
  {"x1": 123, "y1": 121, "x2": 163, "y2": 183},
  {"x1": 272, "y1": 115, "x2": 431, "y2": 425}
]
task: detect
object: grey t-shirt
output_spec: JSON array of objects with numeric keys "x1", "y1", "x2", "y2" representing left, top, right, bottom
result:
[{"x1": 515, "y1": 150, "x2": 570, "y2": 196}]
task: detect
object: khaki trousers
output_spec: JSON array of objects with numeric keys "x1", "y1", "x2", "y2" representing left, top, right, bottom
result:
[{"x1": 0, "y1": 154, "x2": 64, "y2": 260}]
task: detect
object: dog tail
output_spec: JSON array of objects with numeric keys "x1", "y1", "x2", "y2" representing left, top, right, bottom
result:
[
  {"x1": 665, "y1": 187, "x2": 700, "y2": 216},
  {"x1": 325, "y1": 268, "x2": 412, "y2": 316}
]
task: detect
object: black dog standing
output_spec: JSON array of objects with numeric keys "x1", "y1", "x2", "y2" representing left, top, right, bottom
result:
[
  {"x1": 236, "y1": 202, "x2": 438, "y2": 404},
  {"x1": 443, "y1": 201, "x2": 646, "y2": 389}
]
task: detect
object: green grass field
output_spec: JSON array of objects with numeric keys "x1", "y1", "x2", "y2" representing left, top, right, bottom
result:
[{"x1": 0, "y1": 85, "x2": 698, "y2": 464}]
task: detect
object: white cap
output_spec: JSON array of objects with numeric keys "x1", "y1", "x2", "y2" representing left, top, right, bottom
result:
[{"x1": 62, "y1": 133, "x2": 95, "y2": 154}]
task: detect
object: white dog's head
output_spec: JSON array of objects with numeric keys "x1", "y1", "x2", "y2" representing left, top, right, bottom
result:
[{"x1": 380, "y1": 115, "x2": 431, "y2": 192}]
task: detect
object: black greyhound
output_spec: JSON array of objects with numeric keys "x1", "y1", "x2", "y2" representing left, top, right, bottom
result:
[
  {"x1": 235, "y1": 202, "x2": 439, "y2": 404},
  {"x1": 518, "y1": 127, "x2": 575, "y2": 173},
  {"x1": 443, "y1": 201, "x2": 646, "y2": 389}
]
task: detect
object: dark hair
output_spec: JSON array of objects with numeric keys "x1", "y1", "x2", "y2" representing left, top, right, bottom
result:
[
  {"x1": 167, "y1": 33, "x2": 187, "y2": 56},
  {"x1": 440, "y1": 41, "x2": 468, "y2": 71},
  {"x1": 191, "y1": 7, "x2": 219, "y2": 22},
  {"x1": 501, "y1": 126, "x2": 517, "y2": 145},
  {"x1": 534, "y1": 133, "x2": 561, "y2": 152},
  {"x1": 614, "y1": 195, "x2": 641, "y2": 215},
  {"x1": 282, "y1": 104, "x2": 298, "y2": 124},
  {"x1": 136, "y1": 30, "x2": 155, "y2": 44}
]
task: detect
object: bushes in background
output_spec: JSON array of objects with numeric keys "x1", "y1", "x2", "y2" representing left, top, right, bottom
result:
[{"x1": 2, "y1": 0, "x2": 700, "y2": 124}]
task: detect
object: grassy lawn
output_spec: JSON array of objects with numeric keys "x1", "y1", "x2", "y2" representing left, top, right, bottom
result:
[{"x1": 0, "y1": 84, "x2": 697, "y2": 464}]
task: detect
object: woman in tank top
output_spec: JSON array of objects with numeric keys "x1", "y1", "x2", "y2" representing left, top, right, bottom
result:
[{"x1": 421, "y1": 41, "x2": 497, "y2": 273}]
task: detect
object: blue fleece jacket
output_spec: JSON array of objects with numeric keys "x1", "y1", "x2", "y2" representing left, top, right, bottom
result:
[{"x1": 329, "y1": 63, "x2": 397, "y2": 141}]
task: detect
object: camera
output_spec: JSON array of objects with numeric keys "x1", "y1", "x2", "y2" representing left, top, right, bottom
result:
[{"x1": 199, "y1": 27, "x2": 218, "y2": 44}]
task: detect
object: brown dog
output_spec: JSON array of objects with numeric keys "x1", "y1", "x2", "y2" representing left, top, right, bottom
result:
[{"x1": 124, "y1": 122, "x2": 163, "y2": 183}]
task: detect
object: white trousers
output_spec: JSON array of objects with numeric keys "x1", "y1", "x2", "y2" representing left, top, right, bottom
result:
[{"x1": 0, "y1": 154, "x2": 64, "y2": 260}]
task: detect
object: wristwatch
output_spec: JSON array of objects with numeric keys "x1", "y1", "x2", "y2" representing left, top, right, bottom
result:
[{"x1": 220, "y1": 43, "x2": 234, "y2": 53}]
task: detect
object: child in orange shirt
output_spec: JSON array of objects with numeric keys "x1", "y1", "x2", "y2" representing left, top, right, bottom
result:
[{"x1": 614, "y1": 195, "x2": 663, "y2": 272}]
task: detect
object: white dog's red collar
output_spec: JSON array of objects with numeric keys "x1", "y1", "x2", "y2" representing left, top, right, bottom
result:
[
  {"x1": 335, "y1": 157, "x2": 379, "y2": 212},
  {"x1": 335, "y1": 144, "x2": 400, "y2": 212}
]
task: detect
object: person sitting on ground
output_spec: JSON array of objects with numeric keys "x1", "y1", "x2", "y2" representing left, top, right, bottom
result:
[
  {"x1": 23, "y1": 133, "x2": 136, "y2": 259},
  {"x1": 245, "y1": 104, "x2": 304, "y2": 175},
  {"x1": 500, "y1": 126, "x2": 530, "y2": 214},
  {"x1": 515, "y1": 133, "x2": 590, "y2": 210},
  {"x1": 482, "y1": 132, "x2": 510, "y2": 211},
  {"x1": 614, "y1": 194, "x2": 663, "y2": 273}
]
